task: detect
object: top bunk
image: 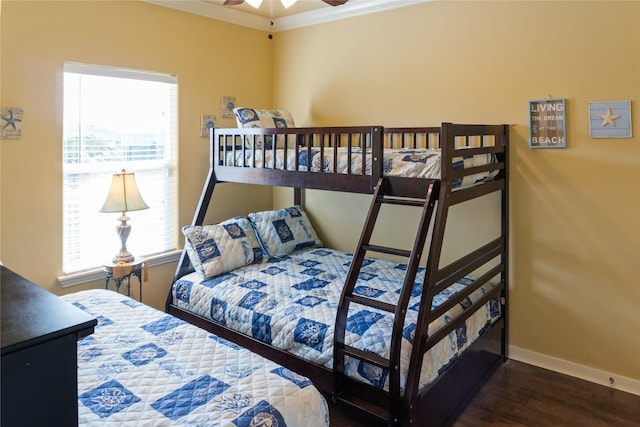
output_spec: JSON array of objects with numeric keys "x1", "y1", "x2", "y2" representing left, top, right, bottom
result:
[{"x1": 211, "y1": 122, "x2": 508, "y2": 202}]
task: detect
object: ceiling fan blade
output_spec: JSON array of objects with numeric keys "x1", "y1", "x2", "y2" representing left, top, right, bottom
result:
[
  {"x1": 322, "y1": 0, "x2": 348, "y2": 6},
  {"x1": 224, "y1": 0, "x2": 245, "y2": 5}
]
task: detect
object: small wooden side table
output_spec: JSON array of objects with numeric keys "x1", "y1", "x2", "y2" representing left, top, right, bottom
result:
[{"x1": 103, "y1": 256, "x2": 145, "y2": 302}]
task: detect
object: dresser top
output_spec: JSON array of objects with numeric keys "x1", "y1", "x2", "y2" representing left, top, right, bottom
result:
[{"x1": 1, "y1": 266, "x2": 97, "y2": 355}]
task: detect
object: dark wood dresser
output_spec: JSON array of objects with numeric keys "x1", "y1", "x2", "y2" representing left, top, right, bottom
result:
[{"x1": 1, "y1": 266, "x2": 97, "y2": 426}]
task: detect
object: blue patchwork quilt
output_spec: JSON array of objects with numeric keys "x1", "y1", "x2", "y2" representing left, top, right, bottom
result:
[
  {"x1": 172, "y1": 248, "x2": 502, "y2": 393},
  {"x1": 63, "y1": 289, "x2": 329, "y2": 426}
]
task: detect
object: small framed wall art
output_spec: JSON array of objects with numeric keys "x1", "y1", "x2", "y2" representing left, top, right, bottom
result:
[
  {"x1": 589, "y1": 100, "x2": 632, "y2": 139},
  {"x1": 529, "y1": 98, "x2": 566, "y2": 148},
  {"x1": 200, "y1": 115, "x2": 215, "y2": 138},
  {"x1": 222, "y1": 96, "x2": 236, "y2": 118},
  {"x1": 1, "y1": 107, "x2": 23, "y2": 139}
]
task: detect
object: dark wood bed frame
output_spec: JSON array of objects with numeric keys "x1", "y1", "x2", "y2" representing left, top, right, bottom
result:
[{"x1": 166, "y1": 122, "x2": 509, "y2": 426}]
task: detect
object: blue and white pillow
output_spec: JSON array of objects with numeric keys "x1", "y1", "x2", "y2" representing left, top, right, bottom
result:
[
  {"x1": 233, "y1": 108, "x2": 296, "y2": 149},
  {"x1": 248, "y1": 206, "x2": 322, "y2": 258},
  {"x1": 182, "y1": 217, "x2": 263, "y2": 279}
]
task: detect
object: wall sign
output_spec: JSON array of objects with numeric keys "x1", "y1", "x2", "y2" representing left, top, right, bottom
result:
[
  {"x1": 529, "y1": 98, "x2": 566, "y2": 148},
  {"x1": 1, "y1": 107, "x2": 23, "y2": 139},
  {"x1": 588, "y1": 100, "x2": 632, "y2": 138}
]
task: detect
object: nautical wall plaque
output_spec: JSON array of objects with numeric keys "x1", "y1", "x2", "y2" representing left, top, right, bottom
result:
[
  {"x1": 589, "y1": 100, "x2": 632, "y2": 139},
  {"x1": 1, "y1": 107, "x2": 23, "y2": 139},
  {"x1": 529, "y1": 98, "x2": 566, "y2": 148}
]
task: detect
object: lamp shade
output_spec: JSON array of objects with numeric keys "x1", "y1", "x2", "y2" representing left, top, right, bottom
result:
[{"x1": 100, "y1": 169, "x2": 149, "y2": 214}]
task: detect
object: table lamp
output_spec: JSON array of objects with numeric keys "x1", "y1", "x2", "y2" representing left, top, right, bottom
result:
[{"x1": 100, "y1": 169, "x2": 148, "y2": 263}]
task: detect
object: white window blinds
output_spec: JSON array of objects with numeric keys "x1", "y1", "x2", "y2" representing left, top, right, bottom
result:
[{"x1": 62, "y1": 63, "x2": 178, "y2": 274}]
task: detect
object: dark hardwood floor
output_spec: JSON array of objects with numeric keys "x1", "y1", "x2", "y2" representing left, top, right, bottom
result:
[{"x1": 327, "y1": 360, "x2": 640, "y2": 426}]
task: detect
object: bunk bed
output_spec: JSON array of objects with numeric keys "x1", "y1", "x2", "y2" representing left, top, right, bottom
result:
[
  {"x1": 166, "y1": 122, "x2": 509, "y2": 426},
  {"x1": 63, "y1": 289, "x2": 329, "y2": 426}
]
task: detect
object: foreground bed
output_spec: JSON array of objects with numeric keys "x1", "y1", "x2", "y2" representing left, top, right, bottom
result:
[
  {"x1": 63, "y1": 289, "x2": 329, "y2": 426},
  {"x1": 167, "y1": 120, "x2": 509, "y2": 426}
]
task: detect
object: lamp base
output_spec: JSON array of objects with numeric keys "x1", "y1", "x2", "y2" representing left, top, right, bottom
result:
[
  {"x1": 113, "y1": 214, "x2": 135, "y2": 264},
  {"x1": 112, "y1": 251, "x2": 135, "y2": 264}
]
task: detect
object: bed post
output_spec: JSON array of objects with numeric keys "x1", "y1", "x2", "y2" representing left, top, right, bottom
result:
[
  {"x1": 500, "y1": 124, "x2": 509, "y2": 360},
  {"x1": 166, "y1": 130, "x2": 219, "y2": 311},
  {"x1": 400, "y1": 123, "x2": 462, "y2": 423}
]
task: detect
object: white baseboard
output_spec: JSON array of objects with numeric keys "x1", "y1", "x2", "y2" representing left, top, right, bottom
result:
[{"x1": 508, "y1": 345, "x2": 640, "y2": 396}]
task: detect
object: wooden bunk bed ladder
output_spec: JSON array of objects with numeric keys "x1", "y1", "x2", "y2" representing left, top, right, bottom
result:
[{"x1": 333, "y1": 177, "x2": 439, "y2": 426}]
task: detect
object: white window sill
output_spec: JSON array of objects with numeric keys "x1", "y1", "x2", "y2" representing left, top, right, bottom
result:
[{"x1": 58, "y1": 250, "x2": 182, "y2": 288}]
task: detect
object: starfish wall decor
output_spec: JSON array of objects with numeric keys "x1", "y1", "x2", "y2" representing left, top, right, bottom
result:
[
  {"x1": 0, "y1": 107, "x2": 23, "y2": 139},
  {"x1": 599, "y1": 108, "x2": 621, "y2": 127},
  {"x1": 589, "y1": 101, "x2": 632, "y2": 139}
]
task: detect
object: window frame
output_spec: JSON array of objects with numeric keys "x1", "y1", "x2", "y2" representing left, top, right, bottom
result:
[{"x1": 60, "y1": 62, "x2": 179, "y2": 283}]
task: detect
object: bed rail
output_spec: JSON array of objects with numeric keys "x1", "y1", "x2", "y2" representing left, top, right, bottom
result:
[
  {"x1": 441, "y1": 123, "x2": 508, "y2": 201},
  {"x1": 211, "y1": 123, "x2": 507, "y2": 200},
  {"x1": 213, "y1": 126, "x2": 383, "y2": 194}
]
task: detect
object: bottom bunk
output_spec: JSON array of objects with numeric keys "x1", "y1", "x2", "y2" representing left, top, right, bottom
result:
[
  {"x1": 171, "y1": 247, "x2": 501, "y2": 392},
  {"x1": 167, "y1": 235, "x2": 506, "y2": 425},
  {"x1": 64, "y1": 289, "x2": 329, "y2": 426}
]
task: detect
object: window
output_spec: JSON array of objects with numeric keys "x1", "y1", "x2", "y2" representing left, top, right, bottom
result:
[{"x1": 63, "y1": 63, "x2": 177, "y2": 274}]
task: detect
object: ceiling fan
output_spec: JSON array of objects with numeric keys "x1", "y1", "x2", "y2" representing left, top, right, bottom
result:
[{"x1": 223, "y1": 0, "x2": 348, "y2": 8}]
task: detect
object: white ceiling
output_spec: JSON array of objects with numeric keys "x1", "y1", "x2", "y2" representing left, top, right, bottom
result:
[{"x1": 143, "y1": 0, "x2": 430, "y2": 32}]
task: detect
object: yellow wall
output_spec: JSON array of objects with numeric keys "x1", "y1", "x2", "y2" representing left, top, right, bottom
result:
[
  {"x1": 273, "y1": 1, "x2": 640, "y2": 382},
  {"x1": 2, "y1": 0, "x2": 638, "y2": 387},
  {"x1": 0, "y1": 0, "x2": 273, "y2": 309}
]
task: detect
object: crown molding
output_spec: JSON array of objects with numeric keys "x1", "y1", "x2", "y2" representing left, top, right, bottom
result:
[
  {"x1": 142, "y1": 0, "x2": 431, "y2": 32},
  {"x1": 275, "y1": 0, "x2": 430, "y2": 31},
  {"x1": 143, "y1": 0, "x2": 271, "y2": 30}
]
